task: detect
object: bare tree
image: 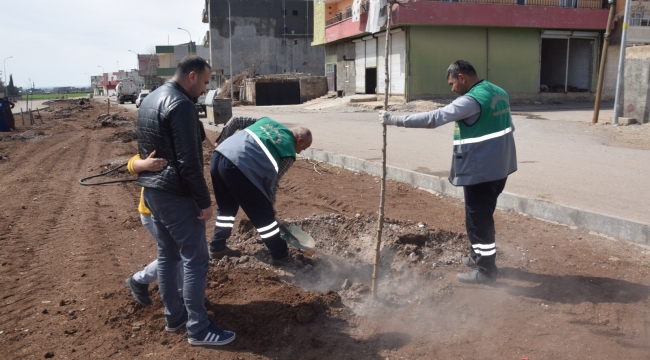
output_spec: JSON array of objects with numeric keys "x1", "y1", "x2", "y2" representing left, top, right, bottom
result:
[
  {"x1": 373, "y1": 0, "x2": 415, "y2": 298},
  {"x1": 237, "y1": 51, "x2": 270, "y2": 76}
]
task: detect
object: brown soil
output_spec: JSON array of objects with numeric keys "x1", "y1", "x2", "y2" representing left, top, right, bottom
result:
[{"x1": 1, "y1": 100, "x2": 649, "y2": 359}]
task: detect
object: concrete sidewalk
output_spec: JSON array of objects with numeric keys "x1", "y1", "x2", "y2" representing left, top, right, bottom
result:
[{"x1": 207, "y1": 99, "x2": 650, "y2": 246}]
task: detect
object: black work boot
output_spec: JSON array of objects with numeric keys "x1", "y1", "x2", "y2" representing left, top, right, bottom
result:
[
  {"x1": 461, "y1": 256, "x2": 478, "y2": 269},
  {"x1": 209, "y1": 246, "x2": 242, "y2": 260},
  {"x1": 271, "y1": 252, "x2": 294, "y2": 267},
  {"x1": 456, "y1": 269, "x2": 498, "y2": 284}
]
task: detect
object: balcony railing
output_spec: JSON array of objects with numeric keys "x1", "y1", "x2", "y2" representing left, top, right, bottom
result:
[
  {"x1": 325, "y1": 0, "x2": 606, "y2": 27},
  {"x1": 456, "y1": 0, "x2": 605, "y2": 8}
]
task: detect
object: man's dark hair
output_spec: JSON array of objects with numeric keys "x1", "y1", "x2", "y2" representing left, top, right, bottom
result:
[
  {"x1": 174, "y1": 55, "x2": 211, "y2": 78},
  {"x1": 446, "y1": 60, "x2": 477, "y2": 80}
]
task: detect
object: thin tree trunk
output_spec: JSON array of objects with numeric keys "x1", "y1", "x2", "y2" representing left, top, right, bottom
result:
[{"x1": 372, "y1": 0, "x2": 392, "y2": 299}]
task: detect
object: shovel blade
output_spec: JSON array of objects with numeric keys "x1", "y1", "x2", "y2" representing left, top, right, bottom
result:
[{"x1": 279, "y1": 223, "x2": 315, "y2": 250}]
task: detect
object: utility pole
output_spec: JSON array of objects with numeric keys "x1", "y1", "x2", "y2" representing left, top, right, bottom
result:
[
  {"x1": 224, "y1": 0, "x2": 234, "y2": 101},
  {"x1": 592, "y1": 0, "x2": 616, "y2": 124},
  {"x1": 613, "y1": 0, "x2": 631, "y2": 126}
]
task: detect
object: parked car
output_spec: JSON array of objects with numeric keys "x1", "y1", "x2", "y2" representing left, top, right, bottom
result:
[{"x1": 135, "y1": 93, "x2": 148, "y2": 108}]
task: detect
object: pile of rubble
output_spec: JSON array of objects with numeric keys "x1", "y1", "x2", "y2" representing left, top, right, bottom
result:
[{"x1": 96, "y1": 113, "x2": 134, "y2": 127}]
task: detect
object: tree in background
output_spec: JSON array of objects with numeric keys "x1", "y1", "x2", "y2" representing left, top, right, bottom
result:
[
  {"x1": 0, "y1": 78, "x2": 5, "y2": 94},
  {"x1": 7, "y1": 74, "x2": 18, "y2": 96},
  {"x1": 238, "y1": 51, "x2": 269, "y2": 76}
]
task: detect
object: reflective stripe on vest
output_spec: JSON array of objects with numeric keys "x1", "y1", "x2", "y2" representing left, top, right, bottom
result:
[
  {"x1": 452, "y1": 126, "x2": 513, "y2": 146},
  {"x1": 244, "y1": 128, "x2": 279, "y2": 172}
]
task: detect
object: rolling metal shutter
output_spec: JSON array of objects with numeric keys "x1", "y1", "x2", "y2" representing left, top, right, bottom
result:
[
  {"x1": 376, "y1": 30, "x2": 405, "y2": 96},
  {"x1": 355, "y1": 41, "x2": 366, "y2": 93}
]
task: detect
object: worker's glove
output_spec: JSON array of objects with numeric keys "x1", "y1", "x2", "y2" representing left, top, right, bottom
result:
[{"x1": 379, "y1": 111, "x2": 396, "y2": 126}]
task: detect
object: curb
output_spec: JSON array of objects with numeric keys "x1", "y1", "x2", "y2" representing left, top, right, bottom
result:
[{"x1": 301, "y1": 148, "x2": 650, "y2": 247}]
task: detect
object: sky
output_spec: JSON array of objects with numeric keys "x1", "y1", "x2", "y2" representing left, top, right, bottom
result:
[{"x1": 1, "y1": 0, "x2": 208, "y2": 88}]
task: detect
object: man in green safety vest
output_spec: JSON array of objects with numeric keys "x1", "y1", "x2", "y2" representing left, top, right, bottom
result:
[
  {"x1": 380, "y1": 60, "x2": 517, "y2": 284},
  {"x1": 209, "y1": 116, "x2": 312, "y2": 265}
]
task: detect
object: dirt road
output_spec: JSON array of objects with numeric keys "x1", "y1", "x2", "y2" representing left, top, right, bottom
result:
[{"x1": 1, "y1": 100, "x2": 649, "y2": 359}]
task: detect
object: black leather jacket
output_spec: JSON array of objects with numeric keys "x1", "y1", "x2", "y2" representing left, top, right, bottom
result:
[{"x1": 136, "y1": 80, "x2": 211, "y2": 209}]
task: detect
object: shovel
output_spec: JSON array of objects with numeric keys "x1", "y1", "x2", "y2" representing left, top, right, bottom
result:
[{"x1": 278, "y1": 221, "x2": 315, "y2": 250}]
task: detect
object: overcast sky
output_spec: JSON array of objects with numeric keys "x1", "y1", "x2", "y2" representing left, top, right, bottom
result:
[{"x1": 2, "y1": 0, "x2": 208, "y2": 88}]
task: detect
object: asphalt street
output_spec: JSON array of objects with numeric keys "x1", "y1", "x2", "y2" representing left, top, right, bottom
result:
[{"x1": 230, "y1": 102, "x2": 649, "y2": 227}]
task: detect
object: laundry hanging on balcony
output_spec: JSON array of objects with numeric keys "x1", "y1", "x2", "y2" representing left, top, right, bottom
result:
[
  {"x1": 365, "y1": 0, "x2": 387, "y2": 34},
  {"x1": 352, "y1": 0, "x2": 361, "y2": 22}
]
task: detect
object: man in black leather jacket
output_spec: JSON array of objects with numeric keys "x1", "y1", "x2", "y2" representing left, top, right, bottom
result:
[{"x1": 136, "y1": 56, "x2": 235, "y2": 346}]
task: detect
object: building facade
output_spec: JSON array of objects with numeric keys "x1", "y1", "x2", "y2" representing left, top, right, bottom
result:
[
  {"x1": 316, "y1": 0, "x2": 613, "y2": 101},
  {"x1": 203, "y1": 0, "x2": 325, "y2": 83},
  {"x1": 155, "y1": 43, "x2": 218, "y2": 90}
]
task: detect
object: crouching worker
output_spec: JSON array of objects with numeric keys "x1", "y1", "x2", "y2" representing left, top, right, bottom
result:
[{"x1": 209, "y1": 116, "x2": 312, "y2": 265}]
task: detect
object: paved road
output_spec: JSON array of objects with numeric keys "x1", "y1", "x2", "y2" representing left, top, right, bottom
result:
[
  {"x1": 10, "y1": 99, "x2": 51, "y2": 114},
  {"x1": 228, "y1": 101, "x2": 648, "y2": 227}
]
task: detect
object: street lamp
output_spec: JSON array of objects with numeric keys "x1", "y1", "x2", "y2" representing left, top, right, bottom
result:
[
  {"x1": 3, "y1": 56, "x2": 12, "y2": 85},
  {"x1": 225, "y1": 0, "x2": 233, "y2": 100},
  {"x1": 128, "y1": 50, "x2": 138, "y2": 69},
  {"x1": 178, "y1": 27, "x2": 193, "y2": 55}
]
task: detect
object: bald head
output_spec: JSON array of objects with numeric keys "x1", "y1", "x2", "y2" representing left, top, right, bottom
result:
[{"x1": 292, "y1": 127, "x2": 312, "y2": 154}]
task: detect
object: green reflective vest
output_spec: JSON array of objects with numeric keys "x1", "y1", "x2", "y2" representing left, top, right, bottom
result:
[
  {"x1": 448, "y1": 80, "x2": 517, "y2": 186},
  {"x1": 454, "y1": 80, "x2": 512, "y2": 144},
  {"x1": 245, "y1": 117, "x2": 296, "y2": 171}
]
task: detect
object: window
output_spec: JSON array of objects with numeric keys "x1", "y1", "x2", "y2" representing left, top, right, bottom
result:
[
  {"x1": 345, "y1": 65, "x2": 350, "y2": 82},
  {"x1": 346, "y1": 7, "x2": 352, "y2": 18},
  {"x1": 559, "y1": 0, "x2": 577, "y2": 8},
  {"x1": 292, "y1": 10, "x2": 298, "y2": 16},
  {"x1": 630, "y1": 12, "x2": 650, "y2": 27}
]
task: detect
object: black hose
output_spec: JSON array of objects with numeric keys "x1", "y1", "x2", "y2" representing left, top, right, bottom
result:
[{"x1": 78, "y1": 162, "x2": 137, "y2": 186}]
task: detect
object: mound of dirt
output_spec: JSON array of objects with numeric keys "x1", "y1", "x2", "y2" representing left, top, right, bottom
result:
[
  {"x1": 96, "y1": 113, "x2": 135, "y2": 128},
  {"x1": 0, "y1": 130, "x2": 50, "y2": 142},
  {"x1": 212, "y1": 214, "x2": 467, "y2": 315},
  {"x1": 106, "y1": 130, "x2": 137, "y2": 143}
]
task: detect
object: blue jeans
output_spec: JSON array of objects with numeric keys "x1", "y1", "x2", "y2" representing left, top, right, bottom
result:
[
  {"x1": 143, "y1": 188, "x2": 210, "y2": 336},
  {"x1": 131, "y1": 214, "x2": 184, "y2": 293}
]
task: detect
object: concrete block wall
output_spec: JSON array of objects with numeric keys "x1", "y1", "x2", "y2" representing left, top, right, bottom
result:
[
  {"x1": 299, "y1": 77, "x2": 328, "y2": 103},
  {"x1": 601, "y1": 44, "x2": 620, "y2": 100},
  {"x1": 324, "y1": 42, "x2": 356, "y2": 96},
  {"x1": 207, "y1": 0, "x2": 324, "y2": 77},
  {"x1": 623, "y1": 45, "x2": 650, "y2": 123}
]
